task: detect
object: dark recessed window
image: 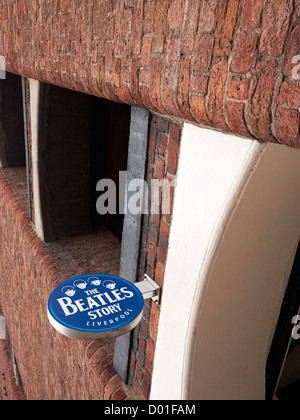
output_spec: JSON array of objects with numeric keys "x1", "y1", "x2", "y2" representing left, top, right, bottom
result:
[
  {"x1": 36, "y1": 83, "x2": 131, "y2": 242},
  {"x1": 90, "y1": 98, "x2": 131, "y2": 240},
  {"x1": 0, "y1": 73, "x2": 26, "y2": 168},
  {"x1": 266, "y1": 243, "x2": 300, "y2": 400}
]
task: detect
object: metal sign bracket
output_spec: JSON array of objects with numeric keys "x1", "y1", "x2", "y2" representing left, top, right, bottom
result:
[{"x1": 135, "y1": 274, "x2": 161, "y2": 305}]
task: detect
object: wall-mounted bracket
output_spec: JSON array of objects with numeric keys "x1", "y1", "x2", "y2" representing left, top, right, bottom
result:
[{"x1": 135, "y1": 274, "x2": 161, "y2": 305}]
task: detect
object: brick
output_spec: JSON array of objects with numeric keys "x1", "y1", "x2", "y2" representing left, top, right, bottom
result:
[
  {"x1": 144, "y1": 1, "x2": 156, "y2": 34},
  {"x1": 157, "y1": 220, "x2": 170, "y2": 266},
  {"x1": 168, "y1": 0, "x2": 185, "y2": 31},
  {"x1": 190, "y1": 95, "x2": 212, "y2": 126},
  {"x1": 152, "y1": 0, "x2": 169, "y2": 53},
  {"x1": 154, "y1": 263, "x2": 165, "y2": 288},
  {"x1": 230, "y1": 30, "x2": 258, "y2": 74},
  {"x1": 145, "y1": 337, "x2": 155, "y2": 372},
  {"x1": 157, "y1": 132, "x2": 168, "y2": 157},
  {"x1": 123, "y1": 7, "x2": 133, "y2": 38},
  {"x1": 147, "y1": 243, "x2": 157, "y2": 269},
  {"x1": 148, "y1": 116, "x2": 158, "y2": 164},
  {"x1": 154, "y1": 156, "x2": 165, "y2": 180},
  {"x1": 133, "y1": 377, "x2": 142, "y2": 398},
  {"x1": 239, "y1": 0, "x2": 264, "y2": 29},
  {"x1": 132, "y1": 0, "x2": 143, "y2": 55},
  {"x1": 167, "y1": 124, "x2": 181, "y2": 176},
  {"x1": 226, "y1": 101, "x2": 252, "y2": 138},
  {"x1": 114, "y1": 2, "x2": 125, "y2": 56},
  {"x1": 158, "y1": 118, "x2": 169, "y2": 133},
  {"x1": 162, "y1": 86, "x2": 182, "y2": 118},
  {"x1": 274, "y1": 107, "x2": 300, "y2": 148},
  {"x1": 100, "y1": 366, "x2": 117, "y2": 394},
  {"x1": 104, "y1": 374, "x2": 123, "y2": 400},
  {"x1": 214, "y1": 0, "x2": 240, "y2": 57},
  {"x1": 248, "y1": 60, "x2": 278, "y2": 141},
  {"x1": 85, "y1": 341, "x2": 104, "y2": 360},
  {"x1": 141, "y1": 35, "x2": 152, "y2": 67},
  {"x1": 198, "y1": 0, "x2": 219, "y2": 32},
  {"x1": 135, "y1": 363, "x2": 144, "y2": 383},
  {"x1": 149, "y1": 302, "x2": 160, "y2": 340},
  {"x1": 162, "y1": 175, "x2": 176, "y2": 224},
  {"x1": 106, "y1": 12, "x2": 115, "y2": 41},
  {"x1": 181, "y1": 1, "x2": 201, "y2": 55},
  {"x1": 140, "y1": 84, "x2": 153, "y2": 109},
  {"x1": 193, "y1": 33, "x2": 215, "y2": 74},
  {"x1": 148, "y1": 223, "x2": 159, "y2": 247},
  {"x1": 90, "y1": 348, "x2": 108, "y2": 370},
  {"x1": 130, "y1": 58, "x2": 142, "y2": 104},
  {"x1": 139, "y1": 68, "x2": 150, "y2": 85},
  {"x1": 207, "y1": 60, "x2": 229, "y2": 131},
  {"x1": 141, "y1": 368, "x2": 152, "y2": 399},
  {"x1": 113, "y1": 57, "x2": 124, "y2": 102},
  {"x1": 135, "y1": 336, "x2": 146, "y2": 369},
  {"x1": 164, "y1": 34, "x2": 180, "y2": 88},
  {"x1": 191, "y1": 74, "x2": 209, "y2": 95},
  {"x1": 259, "y1": 0, "x2": 293, "y2": 57},
  {"x1": 140, "y1": 316, "x2": 150, "y2": 340},
  {"x1": 150, "y1": 58, "x2": 166, "y2": 113},
  {"x1": 227, "y1": 75, "x2": 251, "y2": 100},
  {"x1": 111, "y1": 387, "x2": 127, "y2": 400},
  {"x1": 177, "y1": 58, "x2": 193, "y2": 120},
  {"x1": 277, "y1": 80, "x2": 300, "y2": 108},
  {"x1": 146, "y1": 263, "x2": 155, "y2": 282}
]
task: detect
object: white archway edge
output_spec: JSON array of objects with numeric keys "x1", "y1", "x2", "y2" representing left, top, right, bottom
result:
[{"x1": 150, "y1": 124, "x2": 300, "y2": 400}]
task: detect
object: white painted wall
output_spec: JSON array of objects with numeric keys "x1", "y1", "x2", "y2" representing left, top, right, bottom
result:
[{"x1": 150, "y1": 124, "x2": 300, "y2": 400}]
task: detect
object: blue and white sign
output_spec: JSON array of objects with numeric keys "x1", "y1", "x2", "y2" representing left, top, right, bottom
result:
[{"x1": 47, "y1": 274, "x2": 144, "y2": 340}]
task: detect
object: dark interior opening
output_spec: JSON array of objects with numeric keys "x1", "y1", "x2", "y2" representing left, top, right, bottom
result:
[
  {"x1": 90, "y1": 98, "x2": 131, "y2": 240},
  {"x1": 266, "y1": 242, "x2": 300, "y2": 400},
  {"x1": 0, "y1": 73, "x2": 26, "y2": 168},
  {"x1": 38, "y1": 82, "x2": 131, "y2": 242}
]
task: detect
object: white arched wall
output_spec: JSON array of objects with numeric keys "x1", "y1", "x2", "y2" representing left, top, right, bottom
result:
[{"x1": 150, "y1": 124, "x2": 300, "y2": 400}]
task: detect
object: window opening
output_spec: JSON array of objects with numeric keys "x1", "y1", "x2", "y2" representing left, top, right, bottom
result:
[
  {"x1": 90, "y1": 98, "x2": 131, "y2": 240},
  {"x1": 266, "y1": 242, "x2": 300, "y2": 400}
]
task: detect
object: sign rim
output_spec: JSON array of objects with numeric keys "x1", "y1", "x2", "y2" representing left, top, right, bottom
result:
[{"x1": 47, "y1": 274, "x2": 144, "y2": 340}]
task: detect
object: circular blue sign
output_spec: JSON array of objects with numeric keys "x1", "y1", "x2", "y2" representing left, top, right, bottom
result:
[{"x1": 47, "y1": 274, "x2": 144, "y2": 340}]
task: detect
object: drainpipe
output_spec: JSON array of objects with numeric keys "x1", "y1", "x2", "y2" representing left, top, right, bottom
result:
[{"x1": 113, "y1": 106, "x2": 150, "y2": 382}]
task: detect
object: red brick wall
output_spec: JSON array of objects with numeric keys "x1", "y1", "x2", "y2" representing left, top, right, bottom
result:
[
  {"x1": 0, "y1": 339, "x2": 26, "y2": 400},
  {"x1": 0, "y1": 0, "x2": 298, "y2": 149},
  {"x1": 0, "y1": 168, "x2": 130, "y2": 400},
  {"x1": 0, "y1": 114, "x2": 182, "y2": 400}
]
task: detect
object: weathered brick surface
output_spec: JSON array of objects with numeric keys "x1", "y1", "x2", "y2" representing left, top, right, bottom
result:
[
  {"x1": 248, "y1": 60, "x2": 279, "y2": 142},
  {"x1": 0, "y1": 339, "x2": 26, "y2": 400},
  {"x1": 0, "y1": 114, "x2": 181, "y2": 400},
  {"x1": 0, "y1": 168, "x2": 129, "y2": 400},
  {"x1": 259, "y1": 0, "x2": 294, "y2": 57},
  {"x1": 0, "y1": 0, "x2": 298, "y2": 149},
  {"x1": 239, "y1": 0, "x2": 265, "y2": 29}
]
